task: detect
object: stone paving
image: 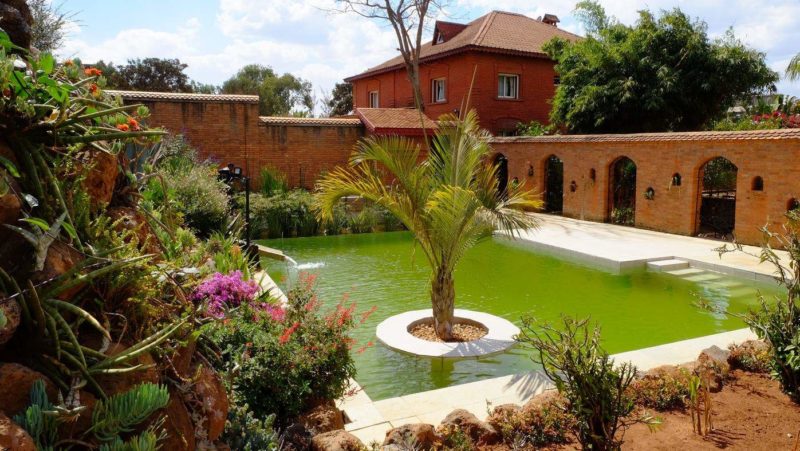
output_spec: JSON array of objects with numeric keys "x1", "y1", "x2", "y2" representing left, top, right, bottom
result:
[{"x1": 338, "y1": 214, "x2": 782, "y2": 445}]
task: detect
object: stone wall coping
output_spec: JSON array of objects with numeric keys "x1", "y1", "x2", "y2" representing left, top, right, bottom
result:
[{"x1": 491, "y1": 128, "x2": 800, "y2": 144}]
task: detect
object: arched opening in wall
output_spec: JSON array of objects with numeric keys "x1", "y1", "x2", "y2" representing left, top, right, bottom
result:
[
  {"x1": 787, "y1": 198, "x2": 800, "y2": 213},
  {"x1": 696, "y1": 157, "x2": 738, "y2": 239},
  {"x1": 494, "y1": 153, "x2": 509, "y2": 199},
  {"x1": 752, "y1": 176, "x2": 764, "y2": 191},
  {"x1": 608, "y1": 156, "x2": 637, "y2": 226},
  {"x1": 544, "y1": 155, "x2": 564, "y2": 213}
]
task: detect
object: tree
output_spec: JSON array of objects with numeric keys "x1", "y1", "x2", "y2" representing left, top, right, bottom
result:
[
  {"x1": 315, "y1": 111, "x2": 540, "y2": 340},
  {"x1": 788, "y1": 53, "x2": 800, "y2": 81},
  {"x1": 221, "y1": 64, "x2": 313, "y2": 116},
  {"x1": 29, "y1": 0, "x2": 75, "y2": 53},
  {"x1": 334, "y1": 0, "x2": 446, "y2": 117},
  {"x1": 96, "y1": 58, "x2": 193, "y2": 92},
  {"x1": 546, "y1": 2, "x2": 778, "y2": 133},
  {"x1": 324, "y1": 82, "x2": 353, "y2": 117}
]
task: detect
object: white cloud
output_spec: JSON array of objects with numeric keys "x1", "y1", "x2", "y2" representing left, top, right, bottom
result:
[{"x1": 60, "y1": 0, "x2": 800, "y2": 105}]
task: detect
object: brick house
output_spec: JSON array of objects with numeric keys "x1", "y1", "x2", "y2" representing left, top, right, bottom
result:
[{"x1": 345, "y1": 11, "x2": 580, "y2": 135}]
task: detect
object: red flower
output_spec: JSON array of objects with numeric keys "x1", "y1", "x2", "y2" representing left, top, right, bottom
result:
[
  {"x1": 127, "y1": 117, "x2": 140, "y2": 131},
  {"x1": 279, "y1": 321, "x2": 301, "y2": 344},
  {"x1": 84, "y1": 67, "x2": 102, "y2": 77},
  {"x1": 2, "y1": 88, "x2": 10, "y2": 98},
  {"x1": 89, "y1": 83, "x2": 98, "y2": 93},
  {"x1": 63, "y1": 60, "x2": 74, "y2": 67},
  {"x1": 116, "y1": 123, "x2": 130, "y2": 132}
]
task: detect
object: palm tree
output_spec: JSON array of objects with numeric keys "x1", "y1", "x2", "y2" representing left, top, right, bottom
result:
[
  {"x1": 315, "y1": 110, "x2": 541, "y2": 340},
  {"x1": 788, "y1": 53, "x2": 800, "y2": 81}
]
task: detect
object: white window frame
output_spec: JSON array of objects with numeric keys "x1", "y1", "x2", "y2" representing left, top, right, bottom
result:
[
  {"x1": 368, "y1": 91, "x2": 379, "y2": 108},
  {"x1": 497, "y1": 74, "x2": 519, "y2": 99},
  {"x1": 431, "y1": 78, "x2": 446, "y2": 103}
]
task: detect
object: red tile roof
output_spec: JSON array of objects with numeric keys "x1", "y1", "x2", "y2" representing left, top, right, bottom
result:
[
  {"x1": 346, "y1": 11, "x2": 581, "y2": 81},
  {"x1": 259, "y1": 116, "x2": 362, "y2": 127},
  {"x1": 490, "y1": 128, "x2": 800, "y2": 144},
  {"x1": 107, "y1": 90, "x2": 259, "y2": 103},
  {"x1": 355, "y1": 108, "x2": 438, "y2": 135}
]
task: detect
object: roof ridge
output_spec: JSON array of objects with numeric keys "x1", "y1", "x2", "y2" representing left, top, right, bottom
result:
[{"x1": 472, "y1": 11, "x2": 497, "y2": 46}]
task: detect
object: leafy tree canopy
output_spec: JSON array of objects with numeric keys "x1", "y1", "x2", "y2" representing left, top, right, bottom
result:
[
  {"x1": 326, "y1": 82, "x2": 353, "y2": 117},
  {"x1": 96, "y1": 58, "x2": 194, "y2": 93},
  {"x1": 546, "y1": 2, "x2": 778, "y2": 133},
  {"x1": 221, "y1": 64, "x2": 313, "y2": 116}
]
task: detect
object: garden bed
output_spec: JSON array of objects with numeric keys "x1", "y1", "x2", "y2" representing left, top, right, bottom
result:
[{"x1": 409, "y1": 320, "x2": 488, "y2": 343}]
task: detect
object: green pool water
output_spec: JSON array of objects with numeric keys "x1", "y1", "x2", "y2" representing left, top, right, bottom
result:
[{"x1": 262, "y1": 231, "x2": 777, "y2": 400}]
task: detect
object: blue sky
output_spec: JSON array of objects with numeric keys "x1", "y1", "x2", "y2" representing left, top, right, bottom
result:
[{"x1": 60, "y1": 0, "x2": 800, "y2": 112}]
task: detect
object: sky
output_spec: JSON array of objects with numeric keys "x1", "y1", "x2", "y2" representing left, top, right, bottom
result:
[{"x1": 59, "y1": 0, "x2": 800, "y2": 113}]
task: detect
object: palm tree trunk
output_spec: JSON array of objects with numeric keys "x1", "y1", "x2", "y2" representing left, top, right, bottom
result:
[{"x1": 431, "y1": 265, "x2": 455, "y2": 341}]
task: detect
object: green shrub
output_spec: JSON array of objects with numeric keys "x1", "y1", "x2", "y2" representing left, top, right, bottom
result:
[
  {"x1": 141, "y1": 135, "x2": 230, "y2": 237},
  {"x1": 728, "y1": 341, "x2": 771, "y2": 373},
  {"x1": 518, "y1": 316, "x2": 658, "y2": 451},
  {"x1": 203, "y1": 274, "x2": 362, "y2": 422},
  {"x1": 222, "y1": 403, "x2": 281, "y2": 451},
  {"x1": 711, "y1": 210, "x2": 800, "y2": 402},
  {"x1": 491, "y1": 395, "x2": 575, "y2": 448},
  {"x1": 628, "y1": 367, "x2": 691, "y2": 410},
  {"x1": 259, "y1": 166, "x2": 288, "y2": 196}
]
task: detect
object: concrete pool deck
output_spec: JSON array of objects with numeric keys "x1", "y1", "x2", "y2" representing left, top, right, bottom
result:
[
  {"x1": 338, "y1": 215, "x2": 784, "y2": 445},
  {"x1": 508, "y1": 213, "x2": 785, "y2": 283}
]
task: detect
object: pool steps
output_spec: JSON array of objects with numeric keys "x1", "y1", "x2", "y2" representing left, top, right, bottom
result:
[{"x1": 646, "y1": 258, "x2": 690, "y2": 271}]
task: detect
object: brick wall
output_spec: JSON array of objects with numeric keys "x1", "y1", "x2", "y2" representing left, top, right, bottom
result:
[
  {"x1": 491, "y1": 133, "x2": 800, "y2": 245},
  {"x1": 133, "y1": 96, "x2": 363, "y2": 189},
  {"x1": 351, "y1": 52, "x2": 558, "y2": 135}
]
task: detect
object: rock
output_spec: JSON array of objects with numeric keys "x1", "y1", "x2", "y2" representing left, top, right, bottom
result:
[
  {"x1": 95, "y1": 343, "x2": 159, "y2": 397},
  {"x1": 0, "y1": 296, "x2": 21, "y2": 345},
  {"x1": 486, "y1": 403, "x2": 521, "y2": 431},
  {"x1": 697, "y1": 345, "x2": 731, "y2": 393},
  {"x1": 172, "y1": 338, "x2": 197, "y2": 379},
  {"x1": 193, "y1": 365, "x2": 229, "y2": 442},
  {"x1": 0, "y1": 0, "x2": 33, "y2": 50},
  {"x1": 440, "y1": 409, "x2": 500, "y2": 446},
  {"x1": 78, "y1": 149, "x2": 119, "y2": 209},
  {"x1": 31, "y1": 240, "x2": 84, "y2": 297},
  {"x1": 642, "y1": 364, "x2": 692, "y2": 382},
  {"x1": 159, "y1": 391, "x2": 196, "y2": 451},
  {"x1": 310, "y1": 430, "x2": 364, "y2": 451},
  {"x1": 0, "y1": 412, "x2": 35, "y2": 451},
  {"x1": 0, "y1": 183, "x2": 21, "y2": 226},
  {"x1": 383, "y1": 423, "x2": 441, "y2": 449},
  {"x1": 521, "y1": 390, "x2": 565, "y2": 414},
  {"x1": 0, "y1": 363, "x2": 57, "y2": 416},
  {"x1": 299, "y1": 399, "x2": 345, "y2": 434}
]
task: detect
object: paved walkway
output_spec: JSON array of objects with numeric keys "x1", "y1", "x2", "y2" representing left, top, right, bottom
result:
[
  {"x1": 339, "y1": 215, "x2": 784, "y2": 445},
  {"x1": 509, "y1": 214, "x2": 784, "y2": 283}
]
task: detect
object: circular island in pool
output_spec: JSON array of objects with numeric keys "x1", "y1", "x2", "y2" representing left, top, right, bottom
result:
[{"x1": 376, "y1": 309, "x2": 520, "y2": 358}]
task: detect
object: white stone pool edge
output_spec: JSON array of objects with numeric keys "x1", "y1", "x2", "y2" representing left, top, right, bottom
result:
[{"x1": 339, "y1": 328, "x2": 757, "y2": 445}]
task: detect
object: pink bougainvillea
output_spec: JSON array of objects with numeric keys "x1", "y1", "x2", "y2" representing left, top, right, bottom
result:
[{"x1": 192, "y1": 270, "x2": 260, "y2": 318}]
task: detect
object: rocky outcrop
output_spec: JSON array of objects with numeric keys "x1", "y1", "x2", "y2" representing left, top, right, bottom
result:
[
  {"x1": 310, "y1": 430, "x2": 364, "y2": 451},
  {"x1": 193, "y1": 365, "x2": 229, "y2": 442},
  {"x1": 160, "y1": 391, "x2": 196, "y2": 451},
  {"x1": 697, "y1": 345, "x2": 731, "y2": 392},
  {"x1": 0, "y1": 363, "x2": 56, "y2": 416},
  {"x1": 440, "y1": 409, "x2": 500, "y2": 445},
  {"x1": 383, "y1": 423, "x2": 441, "y2": 449},
  {"x1": 0, "y1": 0, "x2": 33, "y2": 50},
  {"x1": 0, "y1": 412, "x2": 35, "y2": 451},
  {"x1": 78, "y1": 149, "x2": 119, "y2": 209},
  {"x1": 299, "y1": 399, "x2": 345, "y2": 434}
]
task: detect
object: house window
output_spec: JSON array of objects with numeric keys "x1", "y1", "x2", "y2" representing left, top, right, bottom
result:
[
  {"x1": 368, "y1": 91, "x2": 379, "y2": 108},
  {"x1": 498, "y1": 74, "x2": 519, "y2": 99},
  {"x1": 432, "y1": 78, "x2": 446, "y2": 103}
]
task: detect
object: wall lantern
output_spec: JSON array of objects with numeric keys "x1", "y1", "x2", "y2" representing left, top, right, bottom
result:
[
  {"x1": 527, "y1": 164, "x2": 534, "y2": 177},
  {"x1": 644, "y1": 187, "x2": 655, "y2": 200},
  {"x1": 570, "y1": 181, "x2": 577, "y2": 192}
]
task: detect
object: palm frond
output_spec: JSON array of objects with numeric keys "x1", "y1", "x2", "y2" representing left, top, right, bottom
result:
[{"x1": 787, "y1": 53, "x2": 800, "y2": 81}]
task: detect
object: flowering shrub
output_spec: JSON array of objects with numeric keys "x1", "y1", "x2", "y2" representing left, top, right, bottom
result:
[
  {"x1": 204, "y1": 273, "x2": 372, "y2": 422},
  {"x1": 752, "y1": 111, "x2": 800, "y2": 128},
  {"x1": 192, "y1": 271, "x2": 259, "y2": 318}
]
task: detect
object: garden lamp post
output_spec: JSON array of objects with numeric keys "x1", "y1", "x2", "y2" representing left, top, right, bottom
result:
[{"x1": 218, "y1": 163, "x2": 251, "y2": 249}]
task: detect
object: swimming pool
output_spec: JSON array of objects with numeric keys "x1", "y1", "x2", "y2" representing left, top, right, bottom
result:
[{"x1": 262, "y1": 231, "x2": 775, "y2": 400}]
